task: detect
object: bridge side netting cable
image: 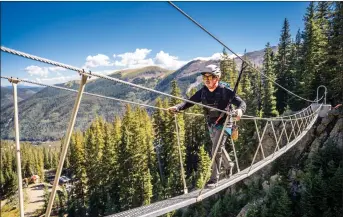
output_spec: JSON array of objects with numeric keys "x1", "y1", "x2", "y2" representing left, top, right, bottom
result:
[
  {"x1": 1, "y1": 76, "x2": 320, "y2": 217},
  {"x1": 0, "y1": 75, "x2": 317, "y2": 121},
  {"x1": 1, "y1": 63, "x2": 321, "y2": 217},
  {"x1": 0, "y1": 74, "x2": 320, "y2": 191},
  {"x1": 106, "y1": 104, "x2": 322, "y2": 217}
]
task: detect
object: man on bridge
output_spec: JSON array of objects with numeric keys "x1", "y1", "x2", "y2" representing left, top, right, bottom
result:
[{"x1": 168, "y1": 64, "x2": 246, "y2": 188}]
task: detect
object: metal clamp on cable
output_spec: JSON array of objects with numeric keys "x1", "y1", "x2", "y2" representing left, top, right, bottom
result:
[
  {"x1": 8, "y1": 77, "x2": 20, "y2": 84},
  {"x1": 79, "y1": 69, "x2": 85, "y2": 77}
]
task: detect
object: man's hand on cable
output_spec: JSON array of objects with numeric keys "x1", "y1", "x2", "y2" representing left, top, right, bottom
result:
[
  {"x1": 168, "y1": 106, "x2": 179, "y2": 114},
  {"x1": 235, "y1": 109, "x2": 243, "y2": 121}
]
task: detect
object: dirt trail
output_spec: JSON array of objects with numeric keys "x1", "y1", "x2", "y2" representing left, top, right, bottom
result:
[{"x1": 24, "y1": 183, "x2": 46, "y2": 216}]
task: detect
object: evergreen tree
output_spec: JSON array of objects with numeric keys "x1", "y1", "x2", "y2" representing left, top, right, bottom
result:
[
  {"x1": 220, "y1": 48, "x2": 239, "y2": 89},
  {"x1": 220, "y1": 48, "x2": 231, "y2": 83},
  {"x1": 300, "y1": 140, "x2": 343, "y2": 217},
  {"x1": 103, "y1": 117, "x2": 121, "y2": 214},
  {"x1": 261, "y1": 185, "x2": 291, "y2": 217},
  {"x1": 302, "y1": 2, "x2": 324, "y2": 100},
  {"x1": 231, "y1": 58, "x2": 242, "y2": 94},
  {"x1": 195, "y1": 145, "x2": 211, "y2": 188},
  {"x1": 118, "y1": 105, "x2": 153, "y2": 210},
  {"x1": 84, "y1": 117, "x2": 105, "y2": 216},
  {"x1": 165, "y1": 80, "x2": 187, "y2": 196},
  {"x1": 249, "y1": 66, "x2": 263, "y2": 117},
  {"x1": 68, "y1": 131, "x2": 87, "y2": 217},
  {"x1": 274, "y1": 18, "x2": 293, "y2": 114},
  {"x1": 152, "y1": 81, "x2": 187, "y2": 198},
  {"x1": 262, "y1": 42, "x2": 279, "y2": 117},
  {"x1": 238, "y1": 54, "x2": 261, "y2": 168},
  {"x1": 183, "y1": 88, "x2": 209, "y2": 187},
  {"x1": 240, "y1": 56, "x2": 256, "y2": 116},
  {"x1": 152, "y1": 97, "x2": 168, "y2": 199},
  {"x1": 117, "y1": 105, "x2": 135, "y2": 210},
  {"x1": 328, "y1": 2, "x2": 343, "y2": 104},
  {"x1": 43, "y1": 147, "x2": 51, "y2": 169},
  {"x1": 288, "y1": 29, "x2": 306, "y2": 110}
]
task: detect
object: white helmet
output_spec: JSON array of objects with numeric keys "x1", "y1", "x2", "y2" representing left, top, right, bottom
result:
[{"x1": 200, "y1": 64, "x2": 221, "y2": 78}]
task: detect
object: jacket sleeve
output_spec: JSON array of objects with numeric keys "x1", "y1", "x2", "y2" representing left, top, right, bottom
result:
[
  {"x1": 227, "y1": 88, "x2": 246, "y2": 113},
  {"x1": 232, "y1": 95, "x2": 246, "y2": 113},
  {"x1": 175, "y1": 89, "x2": 202, "y2": 111}
]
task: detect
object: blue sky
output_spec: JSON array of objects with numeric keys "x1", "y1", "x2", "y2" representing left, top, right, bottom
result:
[{"x1": 1, "y1": 1, "x2": 310, "y2": 86}]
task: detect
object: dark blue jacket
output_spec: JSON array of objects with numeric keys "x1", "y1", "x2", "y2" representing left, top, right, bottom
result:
[{"x1": 176, "y1": 83, "x2": 246, "y2": 125}]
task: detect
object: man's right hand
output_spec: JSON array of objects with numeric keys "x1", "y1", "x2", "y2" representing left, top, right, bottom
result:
[{"x1": 168, "y1": 106, "x2": 179, "y2": 114}]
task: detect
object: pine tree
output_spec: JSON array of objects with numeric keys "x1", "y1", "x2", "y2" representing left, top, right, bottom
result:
[
  {"x1": 183, "y1": 88, "x2": 209, "y2": 187},
  {"x1": 238, "y1": 57, "x2": 260, "y2": 168},
  {"x1": 152, "y1": 97, "x2": 167, "y2": 199},
  {"x1": 118, "y1": 105, "x2": 153, "y2": 210},
  {"x1": 274, "y1": 18, "x2": 293, "y2": 114},
  {"x1": 152, "y1": 81, "x2": 187, "y2": 198},
  {"x1": 117, "y1": 104, "x2": 135, "y2": 210},
  {"x1": 262, "y1": 42, "x2": 279, "y2": 117},
  {"x1": 288, "y1": 29, "x2": 307, "y2": 110},
  {"x1": 232, "y1": 58, "x2": 242, "y2": 94},
  {"x1": 68, "y1": 131, "x2": 87, "y2": 217},
  {"x1": 164, "y1": 80, "x2": 187, "y2": 196},
  {"x1": 103, "y1": 117, "x2": 121, "y2": 214},
  {"x1": 100, "y1": 122, "x2": 114, "y2": 213},
  {"x1": 261, "y1": 185, "x2": 291, "y2": 217},
  {"x1": 328, "y1": 2, "x2": 343, "y2": 104},
  {"x1": 250, "y1": 65, "x2": 263, "y2": 117},
  {"x1": 84, "y1": 117, "x2": 105, "y2": 216},
  {"x1": 302, "y1": 2, "x2": 324, "y2": 100},
  {"x1": 300, "y1": 169, "x2": 328, "y2": 217},
  {"x1": 43, "y1": 147, "x2": 51, "y2": 169},
  {"x1": 240, "y1": 55, "x2": 256, "y2": 116},
  {"x1": 136, "y1": 108, "x2": 154, "y2": 205},
  {"x1": 195, "y1": 145, "x2": 211, "y2": 188},
  {"x1": 220, "y1": 48, "x2": 231, "y2": 83}
]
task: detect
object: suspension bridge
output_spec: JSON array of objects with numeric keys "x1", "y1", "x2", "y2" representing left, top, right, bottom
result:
[{"x1": 1, "y1": 2, "x2": 332, "y2": 217}]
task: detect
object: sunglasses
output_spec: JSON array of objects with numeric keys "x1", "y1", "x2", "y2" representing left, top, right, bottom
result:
[{"x1": 202, "y1": 74, "x2": 215, "y2": 81}]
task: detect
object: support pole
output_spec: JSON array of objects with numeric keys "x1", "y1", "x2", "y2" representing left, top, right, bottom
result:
[
  {"x1": 9, "y1": 78, "x2": 25, "y2": 217},
  {"x1": 45, "y1": 74, "x2": 88, "y2": 217},
  {"x1": 174, "y1": 114, "x2": 188, "y2": 194}
]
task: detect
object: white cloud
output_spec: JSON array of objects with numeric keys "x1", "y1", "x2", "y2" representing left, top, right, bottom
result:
[
  {"x1": 84, "y1": 54, "x2": 112, "y2": 68},
  {"x1": 87, "y1": 69, "x2": 118, "y2": 81},
  {"x1": 114, "y1": 48, "x2": 154, "y2": 68},
  {"x1": 112, "y1": 48, "x2": 188, "y2": 70},
  {"x1": 95, "y1": 69, "x2": 117, "y2": 76},
  {"x1": 48, "y1": 67, "x2": 66, "y2": 72},
  {"x1": 35, "y1": 75, "x2": 79, "y2": 84},
  {"x1": 25, "y1": 65, "x2": 67, "y2": 78},
  {"x1": 193, "y1": 53, "x2": 222, "y2": 61},
  {"x1": 25, "y1": 65, "x2": 49, "y2": 77},
  {"x1": 154, "y1": 51, "x2": 187, "y2": 70},
  {"x1": 193, "y1": 53, "x2": 240, "y2": 61},
  {"x1": 83, "y1": 49, "x2": 240, "y2": 72}
]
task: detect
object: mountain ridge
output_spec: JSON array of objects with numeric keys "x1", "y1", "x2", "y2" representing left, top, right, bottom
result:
[{"x1": 1, "y1": 46, "x2": 275, "y2": 141}]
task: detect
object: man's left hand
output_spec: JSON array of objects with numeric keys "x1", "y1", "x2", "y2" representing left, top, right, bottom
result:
[{"x1": 235, "y1": 109, "x2": 243, "y2": 121}]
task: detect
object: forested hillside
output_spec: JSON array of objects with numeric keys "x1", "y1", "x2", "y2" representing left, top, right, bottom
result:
[{"x1": 1, "y1": 48, "x2": 268, "y2": 141}]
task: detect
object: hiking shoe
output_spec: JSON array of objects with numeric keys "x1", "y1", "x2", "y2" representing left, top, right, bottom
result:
[{"x1": 206, "y1": 180, "x2": 218, "y2": 188}]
